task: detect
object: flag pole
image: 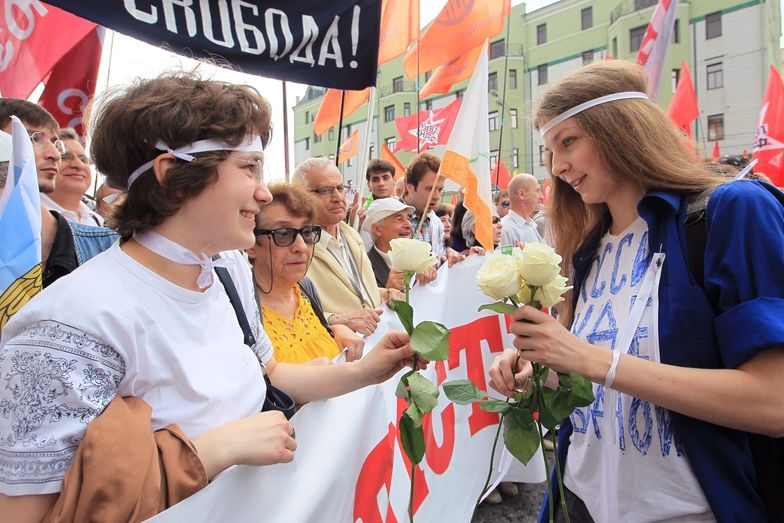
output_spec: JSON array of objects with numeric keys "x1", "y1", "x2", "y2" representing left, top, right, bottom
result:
[
  {"x1": 282, "y1": 80, "x2": 290, "y2": 183},
  {"x1": 414, "y1": 173, "x2": 441, "y2": 238},
  {"x1": 352, "y1": 87, "x2": 377, "y2": 229},
  {"x1": 415, "y1": 2, "x2": 421, "y2": 155},
  {"x1": 335, "y1": 90, "x2": 346, "y2": 165},
  {"x1": 494, "y1": 4, "x2": 512, "y2": 189}
]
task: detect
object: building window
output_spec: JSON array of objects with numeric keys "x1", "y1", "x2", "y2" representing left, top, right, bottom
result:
[
  {"x1": 368, "y1": 144, "x2": 375, "y2": 159},
  {"x1": 328, "y1": 128, "x2": 335, "y2": 141},
  {"x1": 509, "y1": 69, "x2": 518, "y2": 89},
  {"x1": 424, "y1": 70, "x2": 432, "y2": 82},
  {"x1": 403, "y1": 102, "x2": 411, "y2": 116},
  {"x1": 305, "y1": 137, "x2": 310, "y2": 150},
  {"x1": 536, "y1": 24, "x2": 547, "y2": 45},
  {"x1": 384, "y1": 105, "x2": 395, "y2": 122},
  {"x1": 539, "y1": 145, "x2": 546, "y2": 166},
  {"x1": 455, "y1": 89, "x2": 464, "y2": 100},
  {"x1": 671, "y1": 68, "x2": 681, "y2": 93},
  {"x1": 385, "y1": 137, "x2": 396, "y2": 152},
  {"x1": 305, "y1": 111, "x2": 311, "y2": 124},
  {"x1": 706, "y1": 62, "x2": 723, "y2": 90},
  {"x1": 424, "y1": 99, "x2": 433, "y2": 110},
  {"x1": 673, "y1": 19, "x2": 680, "y2": 43},
  {"x1": 489, "y1": 111, "x2": 500, "y2": 132},
  {"x1": 490, "y1": 39, "x2": 505, "y2": 60},
  {"x1": 512, "y1": 147, "x2": 519, "y2": 169},
  {"x1": 630, "y1": 25, "x2": 646, "y2": 52},
  {"x1": 537, "y1": 64, "x2": 548, "y2": 85},
  {"x1": 581, "y1": 7, "x2": 593, "y2": 30},
  {"x1": 707, "y1": 114, "x2": 724, "y2": 140},
  {"x1": 612, "y1": 36, "x2": 618, "y2": 57},
  {"x1": 490, "y1": 150, "x2": 499, "y2": 170},
  {"x1": 634, "y1": 0, "x2": 656, "y2": 9},
  {"x1": 488, "y1": 72, "x2": 498, "y2": 92},
  {"x1": 510, "y1": 108, "x2": 518, "y2": 129},
  {"x1": 314, "y1": 133, "x2": 321, "y2": 144},
  {"x1": 582, "y1": 50, "x2": 593, "y2": 65},
  {"x1": 706, "y1": 12, "x2": 721, "y2": 39},
  {"x1": 393, "y1": 76, "x2": 404, "y2": 93}
]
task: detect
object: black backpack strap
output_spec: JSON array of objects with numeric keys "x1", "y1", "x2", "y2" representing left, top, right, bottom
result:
[
  {"x1": 215, "y1": 266, "x2": 256, "y2": 348},
  {"x1": 298, "y1": 277, "x2": 334, "y2": 337},
  {"x1": 684, "y1": 191, "x2": 711, "y2": 288}
]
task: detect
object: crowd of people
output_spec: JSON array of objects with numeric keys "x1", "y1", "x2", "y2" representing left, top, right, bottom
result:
[{"x1": 0, "y1": 58, "x2": 782, "y2": 523}]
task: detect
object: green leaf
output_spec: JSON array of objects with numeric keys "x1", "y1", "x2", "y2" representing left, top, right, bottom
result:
[
  {"x1": 389, "y1": 299, "x2": 414, "y2": 335},
  {"x1": 410, "y1": 321, "x2": 450, "y2": 361},
  {"x1": 407, "y1": 372, "x2": 439, "y2": 415},
  {"x1": 565, "y1": 372, "x2": 595, "y2": 407},
  {"x1": 442, "y1": 379, "x2": 485, "y2": 405},
  {"x1": 395, "y1": 376, "x2": 409, "y2": 399},
  {"x1": 405, "y1": 401, "x2": 423, "y2": 428},
  {"x1": 539, "y1": 389, "x2": 572, "y2": 431},
  {"x1": 479, "y1": 398, "x2": 511, "y2": 414},
  {"x1": 503, "y1": 409, "x2": 540, "y2": 465},
  {"x1": 399, "y1": 411, "x2": 425, "y2": 464},
  {"x1": 477, "y1": 301, "x2": 518, "y2": 315}
]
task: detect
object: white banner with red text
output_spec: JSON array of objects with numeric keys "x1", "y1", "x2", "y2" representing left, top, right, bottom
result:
[{"x1": 148, "y1": 255, "x2": 546, "y2": 523}]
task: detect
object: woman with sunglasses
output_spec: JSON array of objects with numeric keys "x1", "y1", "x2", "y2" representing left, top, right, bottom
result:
[
  {"x1": 248, "y1": 184, "x2": 364, "y2": 364},
  {"x1": 461, "y1": 209, "x2": 504, "y2": 251},
  {"x1": 0, "y1": 73, "x2": 424, "y2": 521}
]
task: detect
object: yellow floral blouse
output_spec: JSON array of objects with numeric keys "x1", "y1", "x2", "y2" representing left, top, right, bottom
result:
[{"x1": 262, "y1": 286, "x2": 341, "y2": 364}]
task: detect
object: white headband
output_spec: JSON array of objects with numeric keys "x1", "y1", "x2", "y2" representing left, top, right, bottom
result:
[
  {"x1": 126, "y1": 135, "x2": 264, "y2": 189},
  {"x1": 539, "y1": 91, "x2": 648, "y2": 137}
]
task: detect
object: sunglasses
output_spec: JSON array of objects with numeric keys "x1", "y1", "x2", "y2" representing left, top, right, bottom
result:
[
  {"x1": 29, "y1": 131, "x2": 66, "y2": 155},
  {"x1": 500, "y1": 200, "x2": 510, "y2": 208},
  {"x1": 254, "y1": 225, "x2": 322, "y2": 247}
]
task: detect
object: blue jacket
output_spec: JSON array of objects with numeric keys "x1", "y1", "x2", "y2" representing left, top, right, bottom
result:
[
  {"x1": 540, "y1": 181, "x2": 784, "y2": 523},
  {"x1": 68, "y1": 220, "x2": 118, "y2": 264}
]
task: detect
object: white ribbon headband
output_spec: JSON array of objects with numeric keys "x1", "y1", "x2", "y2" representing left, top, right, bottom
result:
[
  {"x1": 126, "y1": 135, "x2": 264, "y2": 189},
  {"x1": 539, "y1": 91, "x2": 649, "y2": 137}
]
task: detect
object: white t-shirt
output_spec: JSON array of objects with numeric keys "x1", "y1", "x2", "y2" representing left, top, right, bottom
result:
[
  {"x1": 564, "y1": 217, "x2": 714, "y2": 523},
  {"x1": 0, "y1": 244, "x2": 272, "y2": 496}
]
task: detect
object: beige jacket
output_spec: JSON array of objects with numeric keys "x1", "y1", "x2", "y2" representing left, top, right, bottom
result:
[{"x1": 306, "y1": 221, "x2": 382, "y2": 315}]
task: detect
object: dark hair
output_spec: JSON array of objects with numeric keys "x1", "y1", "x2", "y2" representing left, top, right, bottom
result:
[
  {"x1": 90, "y1": 71, "x2": 272, "y2": 239},
  {"x1": 58, "y1": 128, "x2": 79, "y2": 140},
  {"x1": 0, "y1": 99, "x2": 58, "y2": 131},
  {"x1": 256, "y1": 183, "x2": 315, "y2": 228},
  {"x1": 366, "y1": 158, "x2": 395, "y2": 181},
  {"x1": 718, "y1": 155, "x2": 750, "y2": 170},
  {"x1": 405, "y1": 152, "x2": 440, "y2": 189},
  {"x1": 493, "y1": 190, "x2": 509, "y2": 204},
  {"x1": 434, "y1": 203, "x2": 454, "y2": 218}
]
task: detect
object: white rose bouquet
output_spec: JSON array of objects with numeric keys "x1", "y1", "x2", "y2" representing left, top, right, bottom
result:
[
  {"x1": 387, "y1": 238, "x2": 449, "y2": 523},
  {"x1": 443, "y1": 244, "x2": 593, "y2": 522}
]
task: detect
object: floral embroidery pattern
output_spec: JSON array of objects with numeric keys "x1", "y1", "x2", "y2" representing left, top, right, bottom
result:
[{"x1": 0, "y1": 321, "x2": 124, "y2": 488}]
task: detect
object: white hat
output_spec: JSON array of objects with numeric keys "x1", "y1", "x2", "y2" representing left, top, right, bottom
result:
[
  {"x1": 362, "y1": 198, "x2": 414, "y2": 233},
  {"x1": 0, "y1": 130, "x2": 11, "y2": 164}
]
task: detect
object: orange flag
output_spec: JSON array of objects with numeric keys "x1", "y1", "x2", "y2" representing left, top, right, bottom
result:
[
  {"x1": 494, "y1": 160, "x2": 512, "y2": 190},
  {"x1": 378, "y1": 0, "x2": 419, "y2": 65},
  {"x1": 403, "y1": 0, "x2": 510, "y2": 79},
  {"x1": 667, "y1": 62, "x2": 699, "y2": 138},
  {"x1": 712, "y1": 141, "x2": 721, "y2": 161},
  {"x1": 313, "y1": 88, "x2": 371, "y2": 136},
  {"x1": 337, "y1": 129, "x2": 360, "y2": 164},
  {"x1": 419, "y1": 44, "x2": 484, "y2": 99},
  {"x1": 381, "y1": 143, "x2": 406, "y2": 179}
]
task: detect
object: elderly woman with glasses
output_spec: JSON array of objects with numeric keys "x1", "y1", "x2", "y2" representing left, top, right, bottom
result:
[{"x1": 248, "y1": 184, "x2": 365, "y2": 364}]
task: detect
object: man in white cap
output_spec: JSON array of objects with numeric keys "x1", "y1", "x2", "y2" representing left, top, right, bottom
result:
[{"x1": 363, "y1": 198, "x2": 438, "y2": 291}]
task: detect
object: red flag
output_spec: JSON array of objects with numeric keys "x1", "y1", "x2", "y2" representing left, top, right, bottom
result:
[
  {"x1": 38, "y1": 28, "x2": 103, "y2": 139},
  {"x1": 542, "y1": 178, "x2": 552, "y2": 205},
  {"x1": 450, "y1": 193, "x2": 458, "y2": 205},
  {"x1": 752, "y1": 66, "x2": 784, "y2": 187},
  {"x1": 337, "y1": 129, "x2": 359, "y2": 164},
  {"x1": 378, "y1": 0, "x2": 419, "y2": 65},
  {"x1": 604, "y1": 54, "x2": 615, "y2": 61},
  {"x1": 743, "y1": 149, "x2": 749, "y2": 158},
  {"x1": 712, "y1": 141, "x2": 721, "y2": 161},
  {"x1": 419, "y1": 44, "x2": 483, "y2": 100},
  {"x1": 0, "y1": 5, "x2": 96, "y2": 98},
  {"x1": 637, "y1": 0, "x2": 679, "y2": 99},
  {"x1": 381, "y1": 143, "x2": 406, "y2": 179},
  {"x1": 395, "y1": 98, "x2": 461, "y2": 152},
  {"x1": 402, "y1": 0, "x2": 510, "y2": 79},
  {"x1": 494, "y1": 160, "x2": 511, "y2": 190},
  {"x1": 667, "y1": 62, "x2": 699, "y2": 137},
  {"x1": 313, "y1": 88, "x2": 371, "y2": 137}
]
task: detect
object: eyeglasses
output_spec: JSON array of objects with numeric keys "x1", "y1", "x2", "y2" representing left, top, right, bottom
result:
[
  {"x1": 62, "y1": 151, "x2": 92, "y2": 165},
  {"x1": 492, "y1": 216, "x2": 501, "y2": 224},
  {"x1": 29, "y1": 131, "x2": 66, "y2": 155},
  {"x1": 228, "y1": 156, "x2": 263, "y2": 183},
  {"x1": 254, "y1": 225, "x2": 322, "y2": 247},
  {"x1": 309, "y1": 184, "x2": 348, "y2": 197},
  {"x1": 500, "y1": 200, "x2": 510, "y2": 208}
]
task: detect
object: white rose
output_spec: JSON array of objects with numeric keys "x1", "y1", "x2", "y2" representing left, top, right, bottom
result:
[
  {"x1": 476, "y1": 254, "x2": 523, "y2": 300},
  {"x1": 516, "y1": 282, "x2": 534, "y2": 305},
  {"x1": 514, "y1": 243, "x2": 562, "y2": 286},
  {"x1": 534, "y1": 274, "x2": 572, "y2": 308},
  {"x1": 389, "y1": 238, "x2": 438, "y2": 273}
]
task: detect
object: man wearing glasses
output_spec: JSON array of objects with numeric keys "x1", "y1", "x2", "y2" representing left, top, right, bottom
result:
[
  {"x1": 293, "y1": 157, "x2": 396, "y2": 337},
  {"x1": 0, "y1": 99, "x2": 117, "y2": 288}
]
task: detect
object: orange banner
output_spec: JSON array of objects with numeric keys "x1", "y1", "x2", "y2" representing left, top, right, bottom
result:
[
  {"x1": 381, "y1": 143, "x2": 406, "y2": 179},
  {"x1": 378, "y1": 0, "x2": 419, "y2": 65},
  {"x1": 419, "y1": 44, "x2": 484, "y2": 99},
  {"x1": 313, "y1": 88, "x2": 371, "y2": 137},
  {"x1": 337, "y1": 129, "x2": 360, "y2": 164}
]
